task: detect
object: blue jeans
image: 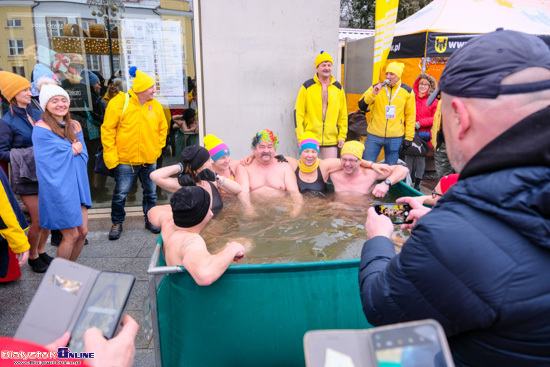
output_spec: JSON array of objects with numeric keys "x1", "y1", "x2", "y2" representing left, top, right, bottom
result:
[
  {"x1": 111, "y1": 163, "x2": 157, "y2": 224},
  {"x1": 363, "y1": 134, "x2": 403, "y2": 166}
]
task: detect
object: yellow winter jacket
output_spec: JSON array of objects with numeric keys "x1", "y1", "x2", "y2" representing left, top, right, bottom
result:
[
  {"x1": 0, "y1": 173, "x2": 29, "y2": 254},
  {"x1": 101, "y1": 89, "x2": 168, "y2": 169},
  {"x1": 431, "y1": 102, "x2": 442, "y2": 150},
  {"x1": 294, "y1": 74, "x2": 348, "y2": 146},
  {"x1": 358, "y1": 81, "x2": 416, "y2": 141}
]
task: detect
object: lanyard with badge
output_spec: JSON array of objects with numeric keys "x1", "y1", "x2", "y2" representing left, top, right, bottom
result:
[{"x1": 385, "y1": 84, "x2": 400, "y2": 119}]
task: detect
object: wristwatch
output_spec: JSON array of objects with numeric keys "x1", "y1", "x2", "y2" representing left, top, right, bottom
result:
[{"x1": 384, "y1": 179, "x2": 392, "y2": 186}]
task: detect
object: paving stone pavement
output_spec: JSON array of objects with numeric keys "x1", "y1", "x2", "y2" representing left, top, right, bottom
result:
[{"x1": 0, "y1": 227, "x2": 159, "y2": 367}]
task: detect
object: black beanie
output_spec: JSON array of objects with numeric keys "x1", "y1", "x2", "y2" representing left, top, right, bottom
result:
[
  {"x1": 171, "y1": 186, "x2": 211, "y2": 228},
  {"x1": 180, "y1": 145, "x2": 210, "y2": 171}
]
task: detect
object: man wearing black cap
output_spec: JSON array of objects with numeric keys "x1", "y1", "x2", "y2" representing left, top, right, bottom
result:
[
  {"x1": 147, "y1": 186, "x2": 245, "y2": 286},
  {"x1": 359, "y1": 29, "x2": 550, "y2": 366}
]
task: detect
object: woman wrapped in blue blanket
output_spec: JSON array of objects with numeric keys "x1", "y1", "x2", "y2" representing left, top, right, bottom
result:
[{"x1": 32, "y1": 84, "x2": 91, "y2": 262}]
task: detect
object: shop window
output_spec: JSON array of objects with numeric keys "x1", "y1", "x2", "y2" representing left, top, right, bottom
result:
[
  {"x1": 8, "y1": 39, "x2": 24, "y2": 56},
  {"x1": 6, "y1": 19, "x2": 22, "y2": 28}
]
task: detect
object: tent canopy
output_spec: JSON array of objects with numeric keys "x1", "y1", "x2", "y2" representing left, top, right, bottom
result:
[{"x1": 389, "y1": 0, "x2": 550, "y2": 58}]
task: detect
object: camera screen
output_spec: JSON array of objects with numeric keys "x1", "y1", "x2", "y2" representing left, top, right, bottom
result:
[
  {"x1": 68, "y1": 272, "x2": 135, "y2": 353},
  {"x1": 372, "y1": 324, "x2": 449, "y2": 367},
  {"x1": 374, "y1": 204, "x2": 412, "y2": 224}
]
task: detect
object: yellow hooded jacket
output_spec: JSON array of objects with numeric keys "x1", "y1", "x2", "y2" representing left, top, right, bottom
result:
[
  {"x1": 101, "y1": 89, "x2": 168, "y2": 169},
  {"x1": 431, "y1": 102, "x2": 442, "y2": 150},
  {"x1": 294, "y1": 74, "x2": 348, "y2": 146},
  {"x1": 358, "y1": 81, "x2": 416, "y2": 141},
  {"x1": 0, "y1": 172, "x2": 29, "y2": 254}
]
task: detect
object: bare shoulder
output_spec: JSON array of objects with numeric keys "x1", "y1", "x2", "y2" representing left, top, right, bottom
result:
[
  {"x1": 71, "y1": 119, "x2": 82, "y2": 133},
  {"x1": 179, "y1": 232, "x2": 207, "y2": 254}
]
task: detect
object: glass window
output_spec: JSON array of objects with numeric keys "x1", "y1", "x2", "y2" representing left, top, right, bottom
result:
[
  {"x1": 6, "y1": 19, "x2": 22, "y2": 27},
  {"x1": 8, "y1": 39, "x2": 25, "y2": 56},
  {"x1": 46, "y1": 17, "x2": 67, "y2": 38},
  {"x1": 1, "y1": 1, "x2": 195, "y2": 208},
  {"x1": 12, "y1": 66, "x2": 25, "y2": 77}
]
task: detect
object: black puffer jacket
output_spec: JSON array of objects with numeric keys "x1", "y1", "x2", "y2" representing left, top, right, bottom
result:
[{"x1": 359, "y1": 106, "x2": 550, "y2": 366}]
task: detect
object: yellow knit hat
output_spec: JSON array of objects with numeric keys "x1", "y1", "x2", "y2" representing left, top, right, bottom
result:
[
  {"x1": 129, "y1": 66, "x2": 155, "y2": 93},
  {"x1": 315, "y1": 51, "x2": 333, "y2": 68},
  {"x1": 0, "y1": 71, "x2": 31, "y2": 102},
  {"x1": 386, "y1": 62, "x2": 405, "y2": 79},
  {"x1": 341, "y1": 141, "x2": 365, "y2": 160}
]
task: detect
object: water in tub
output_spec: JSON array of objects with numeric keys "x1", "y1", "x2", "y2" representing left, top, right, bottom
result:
[{"x1": 201, "y1": 191, "x2": 410, "y2": 264}]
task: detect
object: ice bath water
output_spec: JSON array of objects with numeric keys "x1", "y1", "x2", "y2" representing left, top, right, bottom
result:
[{"x1": 201, "y1": 191, "x2": 410, "y2": 264}]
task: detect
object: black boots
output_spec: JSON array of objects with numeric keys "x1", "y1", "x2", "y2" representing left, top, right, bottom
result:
[{"x1": 414, "y1": 178, "x2": 422, "y2": 190}]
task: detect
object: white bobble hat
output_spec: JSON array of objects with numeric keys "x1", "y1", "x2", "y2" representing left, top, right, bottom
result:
[{"x1": 39, "y1": 84, "x2": 70, "y2": 112}]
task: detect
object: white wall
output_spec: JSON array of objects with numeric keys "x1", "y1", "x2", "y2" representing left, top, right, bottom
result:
[{"x1": 196, "y1": 0, "x2": 341, "y2": 159}]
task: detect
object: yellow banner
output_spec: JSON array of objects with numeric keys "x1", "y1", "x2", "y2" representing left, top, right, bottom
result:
[{"x1": 373, "y1": 0, "x2": 399, "y2": 84}]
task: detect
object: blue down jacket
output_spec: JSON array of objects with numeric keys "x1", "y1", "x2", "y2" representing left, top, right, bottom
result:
[{"x1": 359, "y1": 107, "x2": 550, "y2": 367}]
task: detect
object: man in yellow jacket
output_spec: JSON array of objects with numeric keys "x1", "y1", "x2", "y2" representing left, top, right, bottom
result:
[
  {"x1": 358, "y1": 62, "x2": 416, "y2": 165},
  {"x1": 101, "y1": 67, "x2": 168, "y2": 240},
  {"x1": 294, "y1": 51, "x2": 347, "y2": 159}
]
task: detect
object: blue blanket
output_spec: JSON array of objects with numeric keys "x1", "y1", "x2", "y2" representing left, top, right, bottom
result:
[{"x1": 32, "y1": 126, "x2": 92, "y2": 230}]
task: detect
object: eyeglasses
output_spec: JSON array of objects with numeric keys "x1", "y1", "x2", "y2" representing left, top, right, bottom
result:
[
  {"x1": 431, "y1": 190, "x2": 443, "y2": 199},
  {"x1": 341, "y1": 158, "x2": 359, "y2": 164},
  {"x1": 419, "y1": 83, "x2": 430, "y2": 87}
]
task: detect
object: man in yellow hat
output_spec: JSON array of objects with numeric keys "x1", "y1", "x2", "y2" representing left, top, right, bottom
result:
[
  {"x1": 101, "y1": 67, "x2": 168, "y2": 240},
  {"x1": 329, "y1": 141, "x2": 408, "y2": 196},
  {"x1": 358, "y1": 62, "x2": 416, "y2": 165},
  {"x1": 294, "y1": 51, "x2": 348, "y2": 159}
]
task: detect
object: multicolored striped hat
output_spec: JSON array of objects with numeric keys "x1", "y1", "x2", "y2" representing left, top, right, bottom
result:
[{"x1": 204, "y1": 134, "x2": 230, "y2": 162}]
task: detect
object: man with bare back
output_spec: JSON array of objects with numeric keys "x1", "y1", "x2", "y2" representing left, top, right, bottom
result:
[
  {"x1": 235, "y1": 129, "x2": 303, "y2": 217},
  {"x1": 330, "y1": 141, "x2": 409, "y2": 197},
  {"x1": 147, "y1": 186, "x2": 245, "y2": 286}
]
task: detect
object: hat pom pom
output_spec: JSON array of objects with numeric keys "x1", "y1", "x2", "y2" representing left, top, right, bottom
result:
[
  {"x1": 320, "y1": 50, "x2": 325, "y2": 54},
  {"x1": 129, "y1": 66, "x2": 137, "y2": 78}
]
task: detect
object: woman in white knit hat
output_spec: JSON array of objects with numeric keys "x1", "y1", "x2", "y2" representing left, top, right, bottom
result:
[{"x1": 32, "y1": 84, "x2": 91, "y2": 262}]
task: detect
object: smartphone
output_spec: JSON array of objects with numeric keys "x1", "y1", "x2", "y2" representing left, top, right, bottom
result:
[
  {"x1": 303, "y1": 320, "x2": 454, "y2": 367},
  {"x1": 369, "y1": 320, "x2": 454, "y2": 367},
  {"x1": 374, "y1": 203, "x2": 413, "y2": 224},
  {"x1": 68, "y1": 271, "x2": 135, "y2": 353}
]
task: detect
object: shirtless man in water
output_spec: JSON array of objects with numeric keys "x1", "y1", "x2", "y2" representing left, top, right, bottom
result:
[
  {"x1": 330, "y1": 141, "x2": 409, "y2": 196},
  {"x1": 235, "y1": 129, "x2": 303, "y2": 217},
  {"x1": 147, "y1": 186, "x2": 245, "y2": 286}
]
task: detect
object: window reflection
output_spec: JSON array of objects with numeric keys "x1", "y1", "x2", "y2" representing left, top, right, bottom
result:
[{"x1": 0, "y1": 0, "x2": 195, "y2": 207}]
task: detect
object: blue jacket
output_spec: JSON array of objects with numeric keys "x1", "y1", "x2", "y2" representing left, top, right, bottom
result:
[
  {"x1": 359, "y1": 107, "x2": 550, "y2": 366},
  {"x1": 0, "y1": 104, "x2": 42, "y2": 162}
]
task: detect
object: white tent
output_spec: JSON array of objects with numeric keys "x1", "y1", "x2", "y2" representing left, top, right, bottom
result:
[{"x1": 389, "y1": 0, "x2": 550, "y2": 59}]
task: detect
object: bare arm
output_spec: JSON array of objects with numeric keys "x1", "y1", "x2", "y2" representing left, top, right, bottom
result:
[
  {"x1": 150, "y1": 164, "x2": 182, "y2": 193},
  {"x1": 235, "y1": 164, "x2": 256, "y2": 217},
  {"x1": 181, "y1": 237, "x2": 245, "y2": 286},
  {"x1": 214, "y1": 173, "x2": 241, "y2": 195},
  {"x1": 372, "y1": 164, "x2": 410, "y2": 198},
  {"x1": 286, "y1": 156, "x2": 298, "y2": 171},
  {"x1": 283, "y1": 164, "x2": 303, "y2": 217}
]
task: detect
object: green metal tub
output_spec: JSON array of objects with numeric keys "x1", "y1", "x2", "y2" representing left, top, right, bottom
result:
[{"x1": 146, "y1": 182, "x2": 421, "y2": 366}]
